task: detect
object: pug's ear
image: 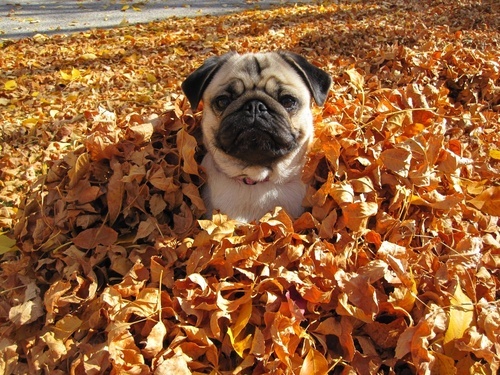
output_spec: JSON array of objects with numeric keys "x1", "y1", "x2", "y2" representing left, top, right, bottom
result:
[
  {"x1": 278, "y1": 51, "x2": 332, "y2": 106},
  {"x1": 181, "y1": 52, "x2": 237, "y2": 110}
]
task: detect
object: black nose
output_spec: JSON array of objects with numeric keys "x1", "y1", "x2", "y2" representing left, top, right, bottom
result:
[{"x1": 244, "y1": 100, "x2": 268, "y2": 116}]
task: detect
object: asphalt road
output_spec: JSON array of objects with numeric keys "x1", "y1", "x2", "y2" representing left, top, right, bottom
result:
[{"x1": 0, "y1": 0, "x2": 313, "y2": 40}]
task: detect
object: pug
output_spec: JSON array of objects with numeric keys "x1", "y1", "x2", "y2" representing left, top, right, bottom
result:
[{"x1": 182, "y1": 51, "x2": 332, "y2": 222}]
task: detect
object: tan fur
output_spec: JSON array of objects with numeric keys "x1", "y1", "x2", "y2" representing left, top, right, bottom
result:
[{"x1": 183, "y1": 52, "x2": 331, "y2": 222}]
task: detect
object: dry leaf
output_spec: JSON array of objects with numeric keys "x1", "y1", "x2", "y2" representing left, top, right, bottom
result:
[
  {"x1": 300, "y1": 348, "x2": 329, "y2": 375},
  {"x1": 468, "y1": 186, "x2": 500, "y2": 216},
  {"x1": 2, "y1": 1, "x2": 500, "y2": 373},
  {"x1": 444, "y1": 281, "x2": 475, "y2": 358},
  {"x1": 73, "y1": 226, "x2": 118, "y2": 249}
]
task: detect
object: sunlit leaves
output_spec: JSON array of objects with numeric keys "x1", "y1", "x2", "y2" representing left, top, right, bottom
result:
[
  {"x1": 443, "y1": 281, "x2": 475, "y2": 358},
  {"x1": 468, "y1": 186, "x2": 500, "y2": 216},
  {"x1": 4, "y1": 80, "x2": 17, "y2": 90},
  {"x1": 1, "y1": 0, "x2": 500, "y2": 374}
]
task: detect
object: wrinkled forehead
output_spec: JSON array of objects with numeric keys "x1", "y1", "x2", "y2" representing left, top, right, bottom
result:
[{"x1": 207, "y1": 53, "x2": 309, "y2": 97}]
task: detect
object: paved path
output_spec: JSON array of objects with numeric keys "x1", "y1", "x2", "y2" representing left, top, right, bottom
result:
[{"x1": 1, "y1": 0, "x2": 312, "y2": 40}]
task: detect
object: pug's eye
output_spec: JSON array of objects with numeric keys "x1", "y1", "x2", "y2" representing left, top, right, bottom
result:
[
  {"x1": 214, "y1": 95, "x2": 231, "y2": 111},
  {"x1": 279, "y1": 95, "x2": 298, "y2": 111}
]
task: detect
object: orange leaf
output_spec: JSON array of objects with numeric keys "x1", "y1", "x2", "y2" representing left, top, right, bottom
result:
[
  {"x1": 299, "y1": 348, "x2": 329, "y2": 375},
  {"x1": 380, "y1": 147, "x2": 411, "y2": 177},
  {"x1": 143, "y1": 321, "x2": 167, "y2": 358},
  {"x1": 468, "y1": 186, "x2": 500, "y2": 216},
  {"x1": 431, "y1": 351, "x2": 457, "y2": 374}
]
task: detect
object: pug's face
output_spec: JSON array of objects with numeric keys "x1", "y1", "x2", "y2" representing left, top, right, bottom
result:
[{"x1": 182, "y1": 51, "x2": 332, "y2": 180}]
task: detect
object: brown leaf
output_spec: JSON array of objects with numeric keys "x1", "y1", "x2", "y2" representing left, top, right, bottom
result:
[
  {"x1": 107, "y1": 158, "x2": 124, "y2": 225},
  {"x1": 67, "y1": 152, "x2": 90, "y2": 189},
  {"x1": 126, "y1": 122, "x2": 154, "y2": 144},
  {"x1": 72, "y1": 226, "x2": 118, "y2": 249},
  {"x1": 176, "y1": 128, "x2": 199, "y2": 176}
]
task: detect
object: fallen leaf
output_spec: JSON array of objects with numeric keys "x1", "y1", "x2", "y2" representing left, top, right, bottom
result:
[
  {"x1": 4, "y1": 80, "x2": 17, "y2": 90},
  {"x1": 444, "y1": 281, "x2": 475, "y2": 358},
  {"x1": 300, "y1": 348, "x2": 329, "y2": 375},
  {"x1": 468, "y1": 186, "x2": 500, "y2": 216},
  {"x1": 72, "y1": 226, "x2": 118, "y2": 249},
  {"x1": 0, "y1": 233, "x2": 17, "y2": 255}
]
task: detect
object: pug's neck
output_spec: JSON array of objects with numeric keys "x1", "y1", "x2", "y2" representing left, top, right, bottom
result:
[{"x1": 201, "y1": 152, "x2": 307, "y2": 222}]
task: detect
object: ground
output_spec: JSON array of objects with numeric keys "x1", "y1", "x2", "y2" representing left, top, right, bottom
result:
[{"x1": 0, "y1": 0, "x2": 499, "y2": 374}]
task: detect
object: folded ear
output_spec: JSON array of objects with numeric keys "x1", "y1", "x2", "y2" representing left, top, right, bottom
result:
[
  {"x1": 181, "y1": 52, "x2": 236, "y2": 110},
  {"x1": 278, "y1": 51, "x2": 332, "y2": 106}
]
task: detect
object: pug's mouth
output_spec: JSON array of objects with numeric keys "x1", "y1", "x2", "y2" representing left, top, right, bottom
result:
[{"x1": 215, "y1": 100, "x2": 298, "y2": 165}]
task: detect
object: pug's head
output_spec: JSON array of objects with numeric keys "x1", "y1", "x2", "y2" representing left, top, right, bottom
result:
[{"x1": 182, "y1": 51, "x2": 332, "y2": 181}]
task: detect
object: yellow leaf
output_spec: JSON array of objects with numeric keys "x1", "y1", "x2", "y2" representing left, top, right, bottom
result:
[
  {"x1": 53, "y1": 315, "x2": 82, "y2": 341},
  {"x1": 60, "y1": 70, "x2": 72, "y2": 81},
  {"x1": 228, "y1": 300, "x2": 253, "y2": 357},
  {"x1": 489, "y1": 148, "x2": 500, "y2": 160},
  {"x1": 300, "y1": 348, "x2": 329, "y2": 375},
  {"x1": 121, "y1": 4, "x2": 129, "y2": 11},
  {"x1": 0, "y1": 234, "x2": 17, "y2": 255},
  {"x1": 22, "y1": 117, "x2": 39, "y2": 126},
  {"x1": 60, "y1": 68, "x2": 81, "y2": 81},
  {"x1": 231, "y1": 300, "x2": 252, "y2": 339},
  {"x1": 146, "y1": 73, "x2": 157, "y2": 83},
  {"x1": 71, "y1": 68, "x2": 81, "y2": 80},
  {"x1": 443, "y1": 281, "x2": 474, "y2": 357},
  {"x1": 174, "y1": 47, "x2": 188, "y2": 56},
  {"x1": 80, "y1": 53, "x2": 97, "y2": 60},
  {"x1": 227, "y1": 329, "x2": 252, "y2": 358},
  {"x1": 4, "y1": 80, "x2": 17, "y2": 90}
]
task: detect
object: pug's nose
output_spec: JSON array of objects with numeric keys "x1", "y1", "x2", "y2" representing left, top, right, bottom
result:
[{"x1": 244, "y1": 100, "x2": 268, "y2": 116}]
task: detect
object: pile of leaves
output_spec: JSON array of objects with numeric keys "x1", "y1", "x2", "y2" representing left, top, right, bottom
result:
[{"x1": 1, "y1": 0, "x2": 499, "y2": 374}]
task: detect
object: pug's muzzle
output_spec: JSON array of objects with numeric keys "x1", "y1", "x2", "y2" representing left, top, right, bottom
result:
[{"x1": 216, "y1": 98, "x2": 298, "y2": 165}]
